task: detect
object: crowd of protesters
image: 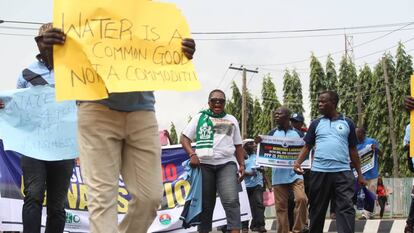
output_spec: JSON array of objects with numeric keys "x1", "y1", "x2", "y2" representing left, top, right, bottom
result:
[{"x1": 1, "y1": 22, "x2": 414, "y2": 233}]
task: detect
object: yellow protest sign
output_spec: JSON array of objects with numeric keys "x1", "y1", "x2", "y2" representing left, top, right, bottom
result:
[
  {"x1": 53, "y1": 0, "x2": 201, "y2": 101},
  {"x1": 411, "y1": 74, "x2": 414, "y2": 157}
]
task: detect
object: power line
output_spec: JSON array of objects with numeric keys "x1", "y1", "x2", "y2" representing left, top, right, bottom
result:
[
  {"x1": 355, "y1": 36, "x2": 414, "y2": 60},
  {"x1": 0, "y1": 26, "x2": 38, "y2": 31},
  {"x1": 0, "y1": 32, "x2": 34, "y2": 37},
  {"x1": 216, "y1": 65, "x2": 230, "y2": 89},
  {"x1": 2, "y1": 19, "x2": 414, "y2": 36},
  {"x1": 236, "y1": 34, "x2": 414, "y2": 68},
  {"x1": 253, "y1": 44, "x2": 414, "y2": 73},
  {"x1": 247, "y1": 73, "x2": 256, "y2": 85},
  {"x1": 224, "y1": 69, "x2": 242, "y2": 92},
  {"x1": 194, "y1": 28, "x2": 414, "y2": 41},
  {"x1": 192, "y1": 21, "x2": 414, "y2": 35},
  {"x1": 352, "y1": 22, "x2": 414, "y2": 49},
  {"x1": 0, "y1": 20, "x2": 43, "y2": 25}
]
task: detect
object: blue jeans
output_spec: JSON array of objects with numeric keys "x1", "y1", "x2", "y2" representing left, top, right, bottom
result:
[
  {"x1": 198, "y1": 162, "x2": 241, "y2": 232},
  {"x1": 21, "y1": 156, "x2": 74, "y2": 233}
]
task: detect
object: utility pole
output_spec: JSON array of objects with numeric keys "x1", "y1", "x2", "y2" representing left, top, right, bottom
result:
[
  {"x1": 382, "y1": 58, "x2": 399, "y2": 177},
  {"x1": 229, "y1": 65, "x2": 258, "y2": 139},
  {"x1": 345, "y1": 34, "x2": 363, "y2": 127}
]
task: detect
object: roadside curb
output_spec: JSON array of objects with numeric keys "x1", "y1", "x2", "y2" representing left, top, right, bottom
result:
[{"x1": 263, "y1": 219, "x2": 407, "y2": 232}]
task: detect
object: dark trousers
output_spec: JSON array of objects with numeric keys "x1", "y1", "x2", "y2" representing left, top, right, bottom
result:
[
  {"x1": 246, "y1": 185, "x2": 265, "y2": 229},
  {"x1": 288, "y1": 188, "x2": 295, "y2": 230},
  {"x1": 309, "y1": 171, "x2": 355, "y2": 233},
  {"x1": 330, "y1": 194, "x2": 336, "y2": 215},
  {"x1": 377, "y1": 196, "x2": 387, "y2": 218},
  {"x1": 407, "y1": 197, "x2": 414, "y2": 226},
  {"x1": 21, "y1": 156, "x2": 74, "y2": 233}
]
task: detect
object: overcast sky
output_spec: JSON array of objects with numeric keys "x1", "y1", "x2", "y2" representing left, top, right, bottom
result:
[{"x1": 0, "y1": 0, "x2": 413, "y2": 133}]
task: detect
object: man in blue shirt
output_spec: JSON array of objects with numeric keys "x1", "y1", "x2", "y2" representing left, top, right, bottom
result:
[
  {"x1": 41, "y1": 25, "x2": 195, "y2": 233},
  {"x1": 243, "y1": 138, "x2": 267, "y2": 233},
  {"x1": 356, "y1": 127, "x2": 382, "y2": 219},
  {"x1": 0, "y1": 23, "x2": 76, "y2": 233},
  {"x1": 294, "y1": 91, "x2": 365, "y2": 233},
  {"x1": 257, "y1": 107, "x2": 308, "y2": 233}
]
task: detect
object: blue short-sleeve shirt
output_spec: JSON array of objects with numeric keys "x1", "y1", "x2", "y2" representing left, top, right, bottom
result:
[
  {"x1": 357, "y1": 137, "x2": 380, "y2": 180},
  {"x1": 270, "y1": 128, "x2": 303, "y2": 185},
  {"x1": 404, "y1": 124, "x2": 410, "y2": 146},
  {"x1": 16, "y1": 60, "x2": 54, "y2": 88},
  {"x1": 304, "y1": 114, "x2": 357, "y2": 172},
  {"x1": 244, "y1": 154, "x2": 263, "y2": 188}
]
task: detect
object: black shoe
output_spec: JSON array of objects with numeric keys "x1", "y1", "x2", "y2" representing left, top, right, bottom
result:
[
  {"x1": 252, "y1": 226, "x2": 267, "y2": 233},
  {"x1": 405, "y1": 224, "x2": 413, "y2": 233},
  {"x1": 301, "y1": 225, "x2": 310, "y2": 233}
]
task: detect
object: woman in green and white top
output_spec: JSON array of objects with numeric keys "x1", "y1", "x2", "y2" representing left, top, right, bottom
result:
[{"x1": 181, "y1": 89, "x2": 245, "y2": 233}]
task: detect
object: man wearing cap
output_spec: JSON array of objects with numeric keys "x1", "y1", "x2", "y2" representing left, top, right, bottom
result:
[
  {"x1": 243, "y1": 138, "x2": 267, "y2": 233},
  {"x1": 290, "y1": 112, "x2": 307, "y2": 134},
  {"x1": 288, "y1": 112, "x2": 308, "y2": 231},
  {"x1": 0, "y1": 23, "x2": 76, "y2": 233},
  {"x1": 257, "y1": 106, "x2": 308, "y2": 233}
]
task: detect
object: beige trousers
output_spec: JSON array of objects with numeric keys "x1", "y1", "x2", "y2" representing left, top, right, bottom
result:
[
  {"x1": 274, "y1": 179, "x2": 308, "y2": 233},
  {"x1": 77, "y1": 103, "x2": 163, "y2": 233}
]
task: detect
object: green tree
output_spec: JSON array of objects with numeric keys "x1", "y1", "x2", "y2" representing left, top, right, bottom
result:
[
  {"x1": 246, "y1": 91, "x2": 255, "y2": 138},
  {"x1": 365, "y1": 54, "x2": 395, "y2": 176},
  {"x1": 251, "y1": 98, "x2": 263, "y2": 137},
  {"x1": 358, "y1": 64, "x2": 373, "y2": 126},
  {"x1": 309, "y1": 54, "x2": 326, "y2": 119},
  {"x1": 283, "y1": 70, "x2": 304, "y2": 113},
  {"x1": 392, "y1": 43, "x2": 413, "y2": 176},
  {"x1": 325, "y1": 55, "x2": 338, "y2": 91},
  {"x1": 338, "y1": 56, "x2": 358, "y2": 120},
  {"x1": 225, "y1": 81, "x2": 242, "y2": 127},
  {"x1": 169, "y1": 122, "x2": 178, "y2": 145},
  {"x1": 258, "y1": 74, "x2": 281, "y2": 134}
]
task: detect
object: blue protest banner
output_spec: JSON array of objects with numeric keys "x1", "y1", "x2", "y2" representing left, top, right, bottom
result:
[
  {"x1": 0, "y1": 86, "x2": 78, "y2": 160},
  {"x1": 0, "y1": 143, "x2": 251, "y2": 232}
]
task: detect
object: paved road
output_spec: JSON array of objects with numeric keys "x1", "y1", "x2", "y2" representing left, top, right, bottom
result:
[{"x1": 212, "y1": 219, "x2": 407, "y2": 233}]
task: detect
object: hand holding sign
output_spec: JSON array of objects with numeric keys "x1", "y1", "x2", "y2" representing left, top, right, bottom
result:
[
  {"x1": 53, "y1": 0, "x2": 201, "y2": 101},
  {"x1": 293, "y1": 161, "x2": 304, "y2": 175},
  {"x1": 42, "y1": 28, "x2": 66, "y2": 46},
  {"x1": 181, "y1": 38, "x2": 195, "y2": 60}
]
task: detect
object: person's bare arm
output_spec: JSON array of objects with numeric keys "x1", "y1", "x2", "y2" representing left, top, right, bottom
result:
[
  {"x1": 180, "y1": 134, "x2": 199, "y2": 168},
  {"x1": 293, "y1": 144, "x2": 312, "y2": 174},
  {"x1": 235, "y1": 144, "x2": 246, "y2": 182}
]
